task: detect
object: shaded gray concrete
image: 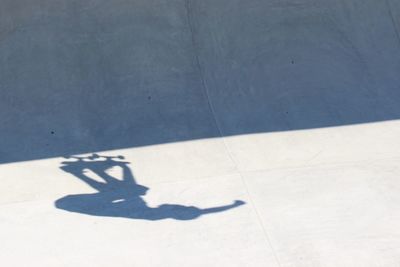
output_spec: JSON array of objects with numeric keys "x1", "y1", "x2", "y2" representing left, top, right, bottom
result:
[{"x1": 1, "y1": 0, "x2": 400, "y2": 163}]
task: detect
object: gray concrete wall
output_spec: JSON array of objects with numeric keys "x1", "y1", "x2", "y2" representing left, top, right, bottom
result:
[{"x1": 1, "y1": 0, "x2": 400, "y2": 163}]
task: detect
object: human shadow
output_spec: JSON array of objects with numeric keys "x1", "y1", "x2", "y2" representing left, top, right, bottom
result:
[{"x1": 55, "y1": 154, "x2": 245, "y2": 220}]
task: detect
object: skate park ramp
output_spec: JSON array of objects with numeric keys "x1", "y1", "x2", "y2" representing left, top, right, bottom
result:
[
  {"x1": 1, "y1": 0, "x2": 400, "y2": 163},
  {"x1": 1, "y1": 0, "x2": 400, "y2": 266}
]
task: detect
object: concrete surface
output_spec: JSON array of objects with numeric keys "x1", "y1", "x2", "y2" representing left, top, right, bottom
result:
[{"x1": 1, "y1": 0, "x2": 400, "y2": 266}]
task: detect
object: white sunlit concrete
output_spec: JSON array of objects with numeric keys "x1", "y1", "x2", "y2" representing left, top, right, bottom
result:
[{"x1": 2, "y1": 121, "x2": 400, "y2": 266}]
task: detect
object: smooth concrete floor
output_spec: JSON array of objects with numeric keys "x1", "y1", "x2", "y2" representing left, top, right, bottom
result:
[
  {"x1": 1, "y1": 0, "x2": 400, "y2": 266},
  {"x1": 2, "y1": 121, "x2": 400, "y2": 266}
]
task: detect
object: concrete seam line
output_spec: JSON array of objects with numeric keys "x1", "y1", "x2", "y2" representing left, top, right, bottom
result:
[
  {"x1": 184, "y1": 1, "x2": 282, "y2": 266},
  {"x1": 183, "y1": 0, "x2": 222, "y2": 136},
  {"x1": 385, "y1": 0, "x2": 400, "y2": 47}
]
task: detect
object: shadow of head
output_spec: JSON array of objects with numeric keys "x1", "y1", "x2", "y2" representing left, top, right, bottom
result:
[{"x1": 55, "y1": 154, "x2": 245, "y2": 221}]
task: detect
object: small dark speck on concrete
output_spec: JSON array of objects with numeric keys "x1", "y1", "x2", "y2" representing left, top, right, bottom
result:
[
  {"x1": 148, "y1": 96, "x2": 152, "y2": 100},
  {"x1": 291, "y1": 60, "x2": 295, "y2": 64},
  {"x1": 51, "y1": 131, "x2": 55, "y2": 135}
]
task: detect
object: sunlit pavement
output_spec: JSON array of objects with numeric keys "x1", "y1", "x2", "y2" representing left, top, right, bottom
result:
[{"x1": 2, "y1": 121, "x2": 400, "y2": 266}]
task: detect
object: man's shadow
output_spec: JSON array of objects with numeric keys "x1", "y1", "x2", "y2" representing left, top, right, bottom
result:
[{"x1": 55, "y1": 154, "x2": 245, "y2": 220}]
